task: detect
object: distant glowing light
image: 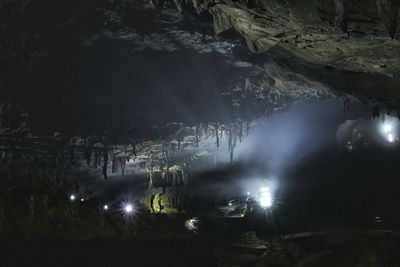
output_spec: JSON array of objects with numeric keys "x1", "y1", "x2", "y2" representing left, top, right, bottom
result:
[
  {"x1": 378, "y1": 117, "x2": 399, "y2": 144},
  {"x1": 387, "y1": 133, "x2": 395, "y2": 143},
  {"x1": 103, "y1": 205, "x2": 109, "y2": 211},
  {"x1": 259, "y1": 187, "x2": 272, "y2": 208},
  {"x1": 125, "y1": 204, "x2": 133, "y2": 213},
  {"x1": 121, "y1": 201, "x2": 137, "y2": 219},
  {"x1": 70, "y1": 194, "x2": 76, "y2": 201},
  {"x1": 185, "y1": 217, "x2": 199, "y2": 232},
  {"x1": 383, "y1": 123, "x2": 392, "y2": 134},
  {"x1": 80, "y1": 198, "x2": 85, "y2": 202}
]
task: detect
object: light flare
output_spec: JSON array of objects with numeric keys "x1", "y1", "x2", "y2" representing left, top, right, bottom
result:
[
  {"x1": 120, "y1": 201, "x2": 137, "y2": 219},
  {"x1": 259, "y1": 187, "x2": 272, "y2": 208}
]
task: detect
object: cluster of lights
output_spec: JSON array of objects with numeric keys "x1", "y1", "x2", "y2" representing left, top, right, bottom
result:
[
  {"x1": 69, "y1": 194, "x2": 137, "y2": 219},
  {"x1": 379, "y1": 116, "x2": 400, "y2": 144},
  {"x1": 382, "y1": 122, "x2": 396, "y2": 143},
  {"x1": 102, "y1": 202, "x2": 137, "y2": 217},
  {"x1": 69, "y1": 194, "x2": 86, "y2": 202}
]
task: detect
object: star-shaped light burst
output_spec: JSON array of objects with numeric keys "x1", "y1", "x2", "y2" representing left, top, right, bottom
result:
[{"x1": 120, "y1": 201, "x2": 137, "y2": 219}]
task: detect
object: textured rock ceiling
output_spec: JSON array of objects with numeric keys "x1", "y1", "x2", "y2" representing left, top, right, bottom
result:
[
  {"x1": 206, "y1": 0, "x2": 400, "y2": 78},
  {"x1": 0, "y1": 0, "x2": 399, "y2": 173}
]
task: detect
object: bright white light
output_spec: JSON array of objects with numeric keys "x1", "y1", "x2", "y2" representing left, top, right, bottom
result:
[
  {"x1": 383, "y1": 123, "x2": 393, "y2": 134},
  {"x1": 378, "y1": 116, "x2": 399, "y2": 144},
  {"x1": 120, "y1": 201, "x2": 137, "y2": 219},
  {"x1": 260, "y1": 194, "x2": 272, "y2": 208},
  {"x1": 70, "y1": 194, "x2": 76, "y2": 201},
  {"x1": 388, "y1": 133, "x2": 395, "y2": 143},
  {"x1": 259, "y1": 187, "x2": 272, "y2": 208},
  {"x1": 125, "y1": 204, "x2": 133, "y2": 213},
  {"x1": 103, "y1": 205, "x2": 109, "y2": 211},
  {"x1": 80, "y1": 198, "x2": 84, "y2": 202}
]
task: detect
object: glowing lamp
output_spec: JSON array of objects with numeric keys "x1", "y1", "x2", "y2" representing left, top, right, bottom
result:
[
  {"x1": 122, "y1": 202, "x2": 135, "y2": 214},
  {"x1": 259, "y1": 187, "x2": 272, "y2": 208},
  {"x1": 388, "y1": 133, "x2": 395, "y2": 143},
  {"x1": 125, "y1": 204, "x2": 133, "y2": 213}
]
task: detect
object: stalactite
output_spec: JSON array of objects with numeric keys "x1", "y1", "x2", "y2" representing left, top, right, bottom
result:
[
  {"x1": 195, "y1": 125, "x2": 199, "y2": 147},
  {"x1": 181, "y1": 169, "x2": 186, "y2": 184},
  {"x1": 84, "y1": 145, "x2": 92, "y2": 166},
  {"x1": 229, "y1": 145, "x2": 233, "y2": 163},
  {"x1": 102, "y1": 148, "x2": 108, "y2": 180},
  {"x1": 239, "y1": 120, "x2": 243, "y2": 142},
  {"x1": 120, "y1": 157, "x2": 126, "y2": 176},
  {"x1": 166, "y1": 166, "x2": 170, "y2": 182},
  {"x1": 164, "y1": 143, "x2": 169, "y2": 163},
  {"x1": 230, "y1": 131, "x2": 237, "y2": 163},
  {"x1": 111, "y1": 153, "x2": 117, "y2": 174},
  {"x1": 228, "y1": 125, "x2": 233, "y2": 152},
  {"x1": 149, "y1": 172, "x2": 153, "y2": 188},
  {"x1": 151, "y1": 0, "x2": 166, "y2": 15},
  {"x1": 376, "y1": 0, "x2": 399, "y2": 38},
  {"x1": 160, "y1": 159, "x2": 164, "y2": 172},
  {"x1": 333, "y1": 0, "x2": 348, "y2": 32},
  {"x1": 94, "y1": 150, "x2": 98, "y2": 167},
  {"x1": 131, "y1": 143, "x2": 137, "y2": 156},
  {"x1": 215, "y1": 124, "x2": 220, "y2": 148},
  {"x1": 172, "y1": 173, "x2": 176, "y2": 186},
  {"x1": 198, "y1": 124, "x2": 202, "y2": 139}
]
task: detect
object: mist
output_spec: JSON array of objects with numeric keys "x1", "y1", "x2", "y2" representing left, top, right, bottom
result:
[{"x1": 234, "y1": 98, "x2": 368, "y2": 175}]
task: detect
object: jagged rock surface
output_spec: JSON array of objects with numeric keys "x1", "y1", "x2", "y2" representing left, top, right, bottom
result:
[{"x1": 184, "y1": 0, "x2": 400, "y2": 79}]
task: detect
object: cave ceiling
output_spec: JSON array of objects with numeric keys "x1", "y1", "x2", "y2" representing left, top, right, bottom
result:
[{"x1": 1, "y1": 0, "x2": 400, "y2": 174}]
